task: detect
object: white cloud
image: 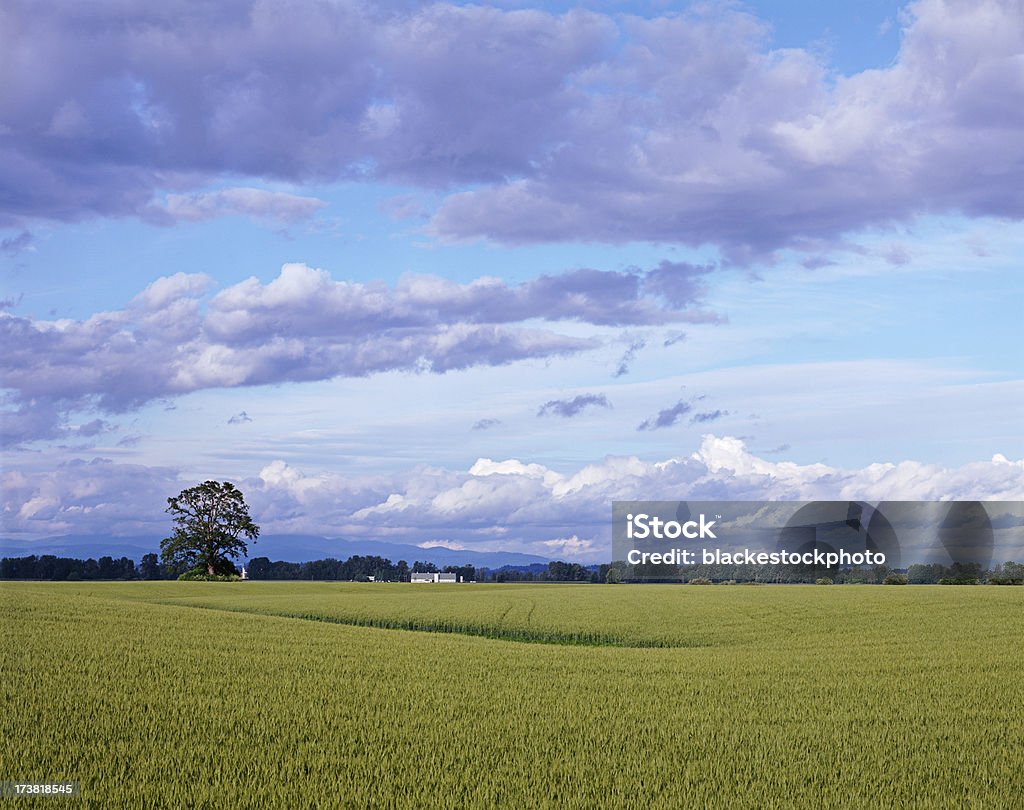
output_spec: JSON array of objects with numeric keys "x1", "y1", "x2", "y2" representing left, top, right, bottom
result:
[
  {"x1": 542, "y1": 535, "x2": 596, "y2": 557},
  {"x1": 2, "y1": 260, "x2": 714, "y2": 444},
  {"x1": 131, "y1": 273, "x2": 213, "y2": 310},
  {"x1": 469, "y1": 458, "x2": 562, "y2": 486}
]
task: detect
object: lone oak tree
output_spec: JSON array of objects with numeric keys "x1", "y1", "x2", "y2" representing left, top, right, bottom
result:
[{"x1": 161, "y1": 481, "x2": 259, "y2": 577}]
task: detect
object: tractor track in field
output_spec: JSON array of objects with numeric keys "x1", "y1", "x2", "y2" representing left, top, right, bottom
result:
[{"x1": 146, "y1": 598, "x2": 700, "y2": 649}]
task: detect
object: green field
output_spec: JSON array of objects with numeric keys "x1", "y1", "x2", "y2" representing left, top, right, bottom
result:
[{"x1": 3, "y1": 582, "x2": 1022, "y2": 808}]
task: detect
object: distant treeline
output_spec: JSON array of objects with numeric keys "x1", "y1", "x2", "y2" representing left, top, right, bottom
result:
[
  {"x1": 1, "y1": 554, "x2": 143, "y2": 581},
  {"x1": 0, "y1": 553, "x2": 600, "y2": 582},
  {"x1": 2, "y1": 554, "x2": 1021, "y2": 584},
  {"x1": 249, "y1": 556, "x2": 474, "y2": 582},
  {"x1": 246, "y1": 557, "x2": 602, "y2": 582},
  {"x1": 617, "y1": 560, "x2": 1024, "y2": 585},
  {"x1": 905, "y1": 561, "x2": 1022, "y2": 585}
]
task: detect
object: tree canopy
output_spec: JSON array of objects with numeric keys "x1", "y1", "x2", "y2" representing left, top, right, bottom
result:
[{"x1": 160, "y1": 481, "x2": 259, "y2": 578}]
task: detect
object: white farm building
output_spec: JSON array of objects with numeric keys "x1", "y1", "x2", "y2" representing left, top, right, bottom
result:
[{"x1": 410, "y1": 572, "x2": 459, "y2": 583}]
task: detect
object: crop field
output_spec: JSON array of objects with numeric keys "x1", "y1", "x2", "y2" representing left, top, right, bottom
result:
[{"x1": 3, "y1": 582, "x2": 1023, "y2": 808}]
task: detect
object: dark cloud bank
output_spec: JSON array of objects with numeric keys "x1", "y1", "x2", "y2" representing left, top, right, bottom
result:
[{"x1": 2, "y1": 1, "x2": 1024, "y2": 258}]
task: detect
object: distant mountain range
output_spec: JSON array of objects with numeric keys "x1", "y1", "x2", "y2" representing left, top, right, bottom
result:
[{"x1": 0, "y1": 534, "x2": 553, "y2": 569}]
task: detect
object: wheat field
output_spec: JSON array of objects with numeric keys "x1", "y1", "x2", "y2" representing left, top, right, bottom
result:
[{"x1": 2, "y1": 581, "x2": 1022, "y2": 807}]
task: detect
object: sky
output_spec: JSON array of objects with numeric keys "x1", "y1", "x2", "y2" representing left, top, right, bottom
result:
[{"x1": 2, "y1": 0, "x2": 1023, "y2": 562}]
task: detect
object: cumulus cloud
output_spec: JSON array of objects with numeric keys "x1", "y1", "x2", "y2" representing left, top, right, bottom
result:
[
  {"x1": 1, "y1": 457, "x2": 182, "y2": 537},
  {"x1": 471, "y1": 418, "x2": 501, "y2": 431},
  {"x1": 0, "y1": 0, "x2": 610, "y2": 229},
  {"x1": 538, "y1": 394, "x2": 612, "y2": 418},
  {"x1": 5, "y1": 437, "x2": 1022, "y2": 562},
  {"x1": 427, "y1": 0, "x2": 1024, "y2": 258},
  {"x1": 0, "y1": 398, "x2": 67, "y2": 446},
  {"x1": 541, "y1": 536, "x2": 597, "y2": 558},
  {"x1": 1, "y1": 260, "x2": 715, "y2": 443},
  {"x1": 642, "y1": 263, "x2": 717, "y2": 309},
  {"x1": 2, "y1": 1, "x2": 1022, "y2": 257}
]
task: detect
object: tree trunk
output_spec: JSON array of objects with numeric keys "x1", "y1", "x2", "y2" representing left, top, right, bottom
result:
[{"x1": 207, "y1": 561, "x2": 214, "y2": 576}]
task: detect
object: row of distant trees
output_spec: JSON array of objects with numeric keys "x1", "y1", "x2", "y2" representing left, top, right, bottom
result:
[
  {"x1": 2, "y1": 553, "x2": 1021, "y2": 584},
  {"x1": 0, "y1": 553, "x2": 196, "y2": 581},
  {"x1": 1, "y1": 554, "x2": 143, "y2": 581},
  {"x1": 614, "y1": 560, "x2": 1024, "y2": 584},
  {"x1": 243, "y1": 559, "x2": 603, "y2": 582},
  {"x1": 0, "y1": 553, "x2": 581, "y2": 582},
  {"x1": 247, "y1": 557, "x2": 482, "y2": 582},
  {"x1": 905, "y1": 561, "x2": 1023, "y2": 584}
]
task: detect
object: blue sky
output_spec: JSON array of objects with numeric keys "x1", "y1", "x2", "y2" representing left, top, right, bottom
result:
[{"x1": 2, "y1": 0, "x2": 1022, "y2": 560}]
